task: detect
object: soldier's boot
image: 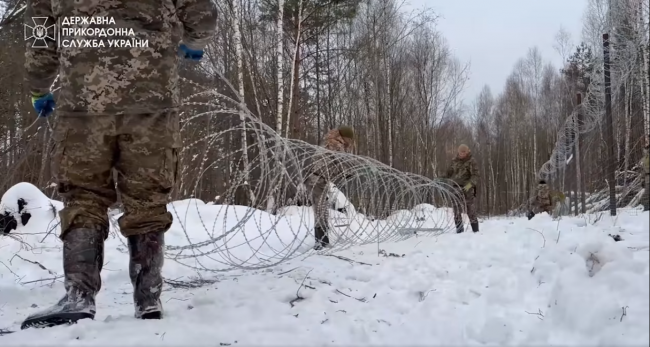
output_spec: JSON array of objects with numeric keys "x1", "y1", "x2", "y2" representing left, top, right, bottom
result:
[
  {"x1": 128, "y1": 231, "x2": 165, "y2": 319},
  {"x1": 21, "y1": 227, "x2": 104, "y2": 329},
  {"x1": 471, "y1": 222, "x2": 479, "y2": 233},
  {"x1": 527, "y1": 211, "x2": 535, "y2": 220},
  {"x1": 313, "y1": 226, "x2": 330, "y2": 250},
  {"x1": 455, "y1": 221, "x2": 464, "y2": 233}
]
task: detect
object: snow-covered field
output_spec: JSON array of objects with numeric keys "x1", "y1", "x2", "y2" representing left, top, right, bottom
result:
[{"x1": 1, "y1": 183, "x2": 648, "y2": 346}]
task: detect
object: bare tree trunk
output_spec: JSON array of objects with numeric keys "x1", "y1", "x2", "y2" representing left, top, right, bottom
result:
[
  {"x1": 604, "y1": 33, "x2": 617, "y2": 216},
  {"x1": 284, "y1": 0, "x2": 302, "y2": 138},
  {"x1": 232, "y1": 0, "x2": 254, "y2": 204},
  {"x1": 315, "y1": 37, "x2": 321, "y2": 142},
  {"x1": 385, "y1": 54, "x2": 393, "y2": 167},
  {"x1": 275, "y1": 0, "x2": 284, "y2": 134},
  {"x1": 642, "y1": 0, "x2": 650, "y2": 147},
  {"x1": 576, "y1": 93, "x2": 585, "y2": 213},
  {"x1": 623, "y1": 79, "x2": 631, "y2": 187}
]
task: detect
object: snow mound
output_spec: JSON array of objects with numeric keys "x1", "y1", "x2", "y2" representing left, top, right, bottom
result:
[
  {"x1": 328, "y1": 184, "x2": 354, "y2": 213},
  {"x1": 527, "y1": 211, "x2": 649, "y2": 345},
  {"x1": 1, "y1": 182, "x2": 59, "y2": 216},
  {"x1": 1, "y1": 183, "x2": 61, "y2": 235}
]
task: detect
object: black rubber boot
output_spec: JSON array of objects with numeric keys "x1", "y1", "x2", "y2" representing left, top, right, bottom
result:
[
  {"x1": 527, "y1": 211, "x2": 535, "y2": 220},
  {"x1": 21, "y1": 227, "x2": 104, "y2": 329},
  {"x1": 313, "y1": 226, "x2": 330, "y2": 250},
  {"x1": 455, "y1": 222, "x2": 464, "y2": 234},
  {"x1": 471, "y1": 222, "x2": 479, "y2": 233},
  {"x1": 128, "y1": 231, "x2": 165, "y2": 319}
]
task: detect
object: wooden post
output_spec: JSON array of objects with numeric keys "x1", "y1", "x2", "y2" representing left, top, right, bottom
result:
[{"x1": 603, "y1": 33, "x2": 617, "y2": 216}]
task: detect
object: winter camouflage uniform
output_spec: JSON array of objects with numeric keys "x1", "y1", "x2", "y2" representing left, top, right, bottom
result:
[
  {"x1": 305, "y1": 128, "x2": 354, "y2": 249},
  {"x1": 445, "y1": 153, "x2": 479, "y2": 233},
  {"x1": 527, "y1": 181, "x2": 553, "y2": 220},
  {"x1": 22, "y1": 0, "x2": 217, "y2": 329}
]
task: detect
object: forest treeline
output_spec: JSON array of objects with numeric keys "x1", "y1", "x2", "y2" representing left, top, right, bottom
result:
[{"x1": 1, "y1": 0, "x2": 648, "y2": 215}]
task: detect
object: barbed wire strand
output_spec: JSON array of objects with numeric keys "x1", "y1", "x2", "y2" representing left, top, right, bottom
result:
[{"x1": 2, "y1": 67, "x2": 468, "y2": 275}]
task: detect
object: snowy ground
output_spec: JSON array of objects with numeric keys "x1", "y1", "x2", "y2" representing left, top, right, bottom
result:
[{"x1": 1, "y1": 183, "x2": 648, "y2": 346}]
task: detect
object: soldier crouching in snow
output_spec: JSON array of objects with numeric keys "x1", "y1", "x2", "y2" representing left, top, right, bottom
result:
[
  {"x1": 527, "y1": 180, "x2": 553, "y2": 220},
  {"x1": 444, "y1": 144, "x2": 480, "y2": 233},
  {"x1": 305, "y1": 126, "x2": 355, "y2": 250},
  {"x1": 22, "y1": 0, "x2": 217, "y2": 329}
]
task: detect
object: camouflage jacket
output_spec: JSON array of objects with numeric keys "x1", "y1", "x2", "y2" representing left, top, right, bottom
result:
[
  {"x1": 536, "y1": 182, "x2": 551, "y2": 205},
  {"x1": 643, "y1": 153, "x2": 649, "y2": 174},
  {"x1": 25, "y1": 0, "x2": 217, "y2": 115},
  {"x1": 307, "y1": 129, "x2": 353, "y2": 181},
  {"x1": 444, "y1": 153, "x2": 479, "y2": 189},
  {"x1": 322, "y1": 129, "x2": 352, "y2": 153},
  {"x1": 528, "y1": 184, "x2": 564, "y2": 210}
]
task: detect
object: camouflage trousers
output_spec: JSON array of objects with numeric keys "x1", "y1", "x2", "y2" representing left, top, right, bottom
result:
[
  {"x1": 452, "y1": 187, "x2": 478, "y2": 225},
  {"x1": 304, "y1": 174, "x2": 329, "y2": 230},
  {"x1": 52, "y1": 111, "x2": 180, "y2": 239},
  {"x1": 531, "y1": 197, "x2": 553, "y2": 214}
]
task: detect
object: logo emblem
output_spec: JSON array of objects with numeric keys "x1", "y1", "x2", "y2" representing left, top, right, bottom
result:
[{"x1": 24, "y1": 17, "x2": 57, "y2": 48}]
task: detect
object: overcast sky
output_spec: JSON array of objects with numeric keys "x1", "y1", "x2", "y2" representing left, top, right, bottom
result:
[{"x1": 405, "y1": 0, "x2": 587, "y2": 103}]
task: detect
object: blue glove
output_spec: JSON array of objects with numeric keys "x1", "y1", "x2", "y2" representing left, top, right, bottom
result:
[
  {"x1": 31, "y1": 92, "x2": 55, "y2": 117},
  {"x1": 178, "y1": 43, "x2": 204, "y2": 61}
]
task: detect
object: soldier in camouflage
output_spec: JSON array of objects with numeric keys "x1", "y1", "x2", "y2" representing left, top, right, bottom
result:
[
  {"x1": 22, "y1": 0, "x2": 217, "y2": 329},
  {"x1": 306, "y1": 126, "x2": 355, "y2": 250},
  {"x1": 444, "y1": 144, "x2": 480, "y2": 233},
  {"x1": 527, "y1": 180, "x2": 553, "y2": 220}
]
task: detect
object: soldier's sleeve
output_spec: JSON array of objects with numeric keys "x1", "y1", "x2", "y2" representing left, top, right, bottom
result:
[
  {"x1": 330, "y1": 141, "x2": 344, "y2": 152},
  {"x1": 25, "y1": 0, "x2": 59, "y2": 96},
  {"x1": 469, "y1": 158, "x2": 479, "y2": 186},
  {"x1": 175, "y1": 0, "x2": 218, "y2": 50}
]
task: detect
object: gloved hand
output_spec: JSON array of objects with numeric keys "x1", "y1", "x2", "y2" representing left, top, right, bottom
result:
[
  {"x1": 463, "y1": 183, "x2": 473, "y2": 192},
  {"x1": 31, "y1": 92, "x2": 55, "y2": 117},
  {"x1": 178, "y1": 43, "x2": 204, "y2": 61}
]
